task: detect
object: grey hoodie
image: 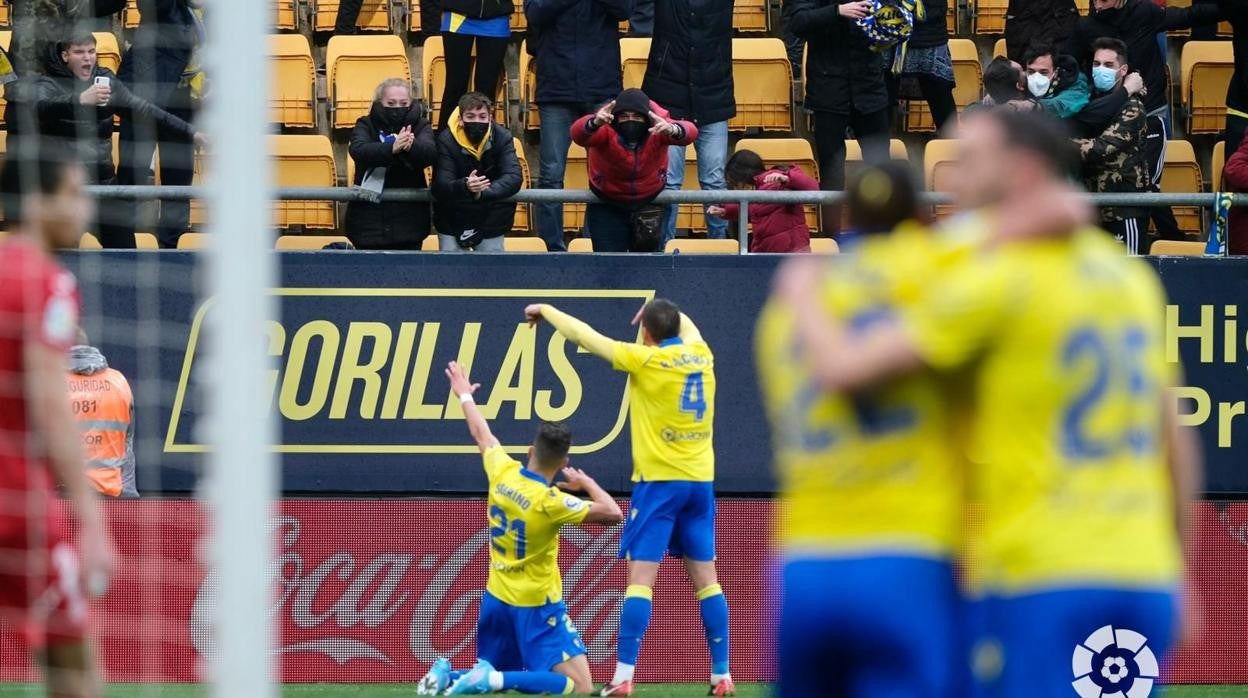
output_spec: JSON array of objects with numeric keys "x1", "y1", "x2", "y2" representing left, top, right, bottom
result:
[{"x1": 68, "y1": 345, "x2": 138, "y2": 498}]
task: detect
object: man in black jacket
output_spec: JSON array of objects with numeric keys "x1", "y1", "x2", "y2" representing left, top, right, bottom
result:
[
  {"x1": 345, "y1": 79, "x2": 437, "y2": 250},
  {"x1": 1222, "y1": 1, "x2": 1248, "y2": 153},
  {"x1": 6, "y1": 33, "x2": 203, "y2": 248},
  {"x1": 784, "y1": 0, "x2": 889, "y2": 236},
  {"x1": 525, "y1": 0, "x2": 631, "y2": 251},
  {"x1": 1005, "y1": 0, "x2": 1078, "y2": 65},
  {"x1": 9, "y1": 0, "x2": 127, "y2": 74},
  {"x1": 432, "y1": 92, "x2": 523, "y2": 252},
  {"x1": 642, "y1": 0, "x2": 734, "y2": 243}
]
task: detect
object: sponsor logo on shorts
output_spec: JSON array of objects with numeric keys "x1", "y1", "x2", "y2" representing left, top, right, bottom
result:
[{"x1": 1072, "y1": 625, "x2": 1159, "y2": 698}]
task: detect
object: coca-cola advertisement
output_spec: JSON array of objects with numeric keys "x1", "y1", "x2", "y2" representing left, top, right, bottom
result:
[{"x1": 0, "y1": 499, "x2": 1245, "y2": 684}]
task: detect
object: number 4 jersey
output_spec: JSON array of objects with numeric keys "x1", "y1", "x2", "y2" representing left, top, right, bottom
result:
[
  {"x1": 482, "y1": 447, "x2": 590, "y2": 607},
  {"x1": 903, "y1": 228, "x2": 1182, "y2": 594}
]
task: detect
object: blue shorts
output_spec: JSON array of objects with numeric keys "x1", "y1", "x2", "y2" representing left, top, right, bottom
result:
[
  {"x1": 475, "y1": 591, "x2": 586, "y2": 672},
  {"x1": 618, "y1": 481, "x2": 716, "y2": 562},
  {"x1": 970, "y1": 587, "x2": 1177, "y2": 698},
  {"x1": 777, "y1": 556, "x2": 960, "y2": 698}
]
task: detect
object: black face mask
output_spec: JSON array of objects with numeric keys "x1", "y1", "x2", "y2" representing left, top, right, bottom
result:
[
  {"x1": 463, "y1": 121, "x2": 490, "y2": 144},
  {"x1": 374, "y1": 105, "x2": 408, "y2": 132},
  {"x1": 613, "y1": 121, "x2": 649, "y2": 148}
]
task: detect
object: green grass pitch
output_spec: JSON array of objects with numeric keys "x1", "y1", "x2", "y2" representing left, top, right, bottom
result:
[{"x1": 2, "y1": 685, "x2": 1248, "y2": 697}]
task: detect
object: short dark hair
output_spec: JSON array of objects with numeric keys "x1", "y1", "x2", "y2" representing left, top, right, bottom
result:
[
  {"x1": 458, "y1": 91, "x2": 493, "y2": 115},
  {"x1": 847, "y1": 161, "x2": 926, "y2": 235},
  {"x1": 61, "y1": 33, "x2": 96, "y2": 51},
  {"x1": 0, "y1": 139, "x2": 82, "y2": 225},
  {"x1": 984, "y1": 108, "x2": 1080, "y2": 179},
  {"x1": 533, "y1": 421, "x2": 572, "y2": 467},
  {"x1": 641, "y1": 299, "x2": 682, "y2": 343},
  {"x1": 983, "y1": 56, "x2": 1023, "y2": 103},
  {"x1": 1091, "y1": 37, "x2": 1129, "y2": 65},
  {"x1": 1022, "y1": 43, "x2": 1055, "y2": 68},
  {"x1": 724, "y1": 149, "x2": 767, "y2": 188}
]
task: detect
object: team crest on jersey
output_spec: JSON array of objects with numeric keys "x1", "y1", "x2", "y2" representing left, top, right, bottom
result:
[
  {"x1": 563, "y1": 496, "x2": 584, "y2": 511},
  {"x1": 1071, "y1": 625, "x2": 1159, "y2": 698}
]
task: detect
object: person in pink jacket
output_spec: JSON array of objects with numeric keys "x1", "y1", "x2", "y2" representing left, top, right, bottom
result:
[{"x1": 707, "y1": 149, "x2": 818, "y2": 253}]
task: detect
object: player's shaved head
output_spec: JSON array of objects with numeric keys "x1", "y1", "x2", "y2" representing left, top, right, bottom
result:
[
  {"x1": 641, "y1": 299, "x2": 682, "y2": 343},
  {"x1": 533, "y1": 421, "x2": 572, "y2": 469}
]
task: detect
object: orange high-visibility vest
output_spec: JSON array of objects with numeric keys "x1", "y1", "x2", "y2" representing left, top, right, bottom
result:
[{"x1": 66, "y1": 368, "x2": 134, "y2": 497}]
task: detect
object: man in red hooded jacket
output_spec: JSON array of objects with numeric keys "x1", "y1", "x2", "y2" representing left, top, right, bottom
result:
[{"x1": 571, "y1": 88, "x2": 697, "y2": 252}]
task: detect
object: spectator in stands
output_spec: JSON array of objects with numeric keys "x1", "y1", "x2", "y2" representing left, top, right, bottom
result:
[
  {"x1": 570, "y1": 88, "x2": 696, "y2": 252},
  {"x1": 436, "y1": 0, "x2": 510, "y2": 130},
  {"x1": 706, "y1": 149, "x2": 816, "y2": 253},
  {"x1": 785, "y1": 0, "x2": 890, "y2": 236},
  {"x1": 9, "y1": 0, "x2": 125, "y2": 75},
  {"x1": 1071, "y1": 42, "x2": 1151, "y2": 253},
  {"x1": 67, "y1": 331, "x2": 137, "y2": 499},
  {"x1": 1004, "y1": 0, "x2": 1078, "y2": 66},
  {"x1": 345, "y1": 79, "x2": 436, "y2": 250},
  {"x1": 524, "y1": 0, "x2": 631, "y2": 251},
  {"x1": 334, "y1": 0, "x2": 364, "y2": 33},
  {"x1": 432, "y1": 92, "x2": 522, "y2": 252},
  {"x1": 978, "y1": 56, "x2": 1031, "y2": 108},
  {"x1": 642, "y1": 0, "x2": 734, "y2": 243},
  {"x1": 1222, "y1": 2, "x2": 1248, "y2": 152},
  {"x1": 1221, "y1": 135, "x2": 1248, "y2": 254},
  {"x1": 1024, "y1": 44, "x2": 1090, "y2": 120},
  {"x1": 628, "y1": 0, "x2": 653, "y2": 36},
  {"x1": 116, "y1": 0, "x2": 205, "y2": 249},
  {"x1": 6, "y1": 33, "x2": 205, "y2": 249},
  {"x1": 891, "y1": 0, "x2": 957, "y2": 132}
]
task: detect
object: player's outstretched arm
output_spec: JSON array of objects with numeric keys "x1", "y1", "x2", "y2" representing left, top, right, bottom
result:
[
  {"x1": 445, "y1": 361, "x2": 500, "y2": 454},
  {"x1": 525, "y1": 304, "x2": 615, "y2": 361},
  {"x1": 557, "y1": 467, "x2": 623, "y2": 525}
]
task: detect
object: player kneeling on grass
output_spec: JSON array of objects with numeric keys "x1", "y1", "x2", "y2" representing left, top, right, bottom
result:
[{"x1": 418, "y1": 361, "x2": 623, "y2": 696}]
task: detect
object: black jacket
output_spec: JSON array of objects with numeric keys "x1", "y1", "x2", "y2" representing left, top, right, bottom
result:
[
  {"x1": 1071, "y1": 84, "x2": 1131, "y2": 139},
  {"x1": 909, "y1": 0, "x2": 948, "y2": 50},
  {"x1": 345, "y1": 102, "x2": 437, "y2": 250},
  {"x1": 119, "y1": 0, "x2": 200, "y2": 106},
  {"x1": 784, "y1": 0, "x2": 888, "y2": 116},
  {"x1": 525, "y1": 0, "x2": 631, "y2": 107},
  {"x1": 641, "y1": 0, "x2": 735, "y2": 125},
  {"x1": 9, "y1": 0, "x2": 126, "y2": 74},
  {"x1": 1005, "y1": 0, "x2": 1077, "y2": 65},
  {"x1": 5, "y1": 65, "x2": 194, "y2": 183},
  {"x1": 1221, "y1": 0, "x2": 1248, "y2": 114},
  {"x1": 441, "y1": 0, "x2": 512, "y2": 19},
  {"x1": 1068, "y1": 0, "x2": 1222, "y2": 112},
  {"x1": 432, "y1": 124, "x2": 523, "y2": 239}
]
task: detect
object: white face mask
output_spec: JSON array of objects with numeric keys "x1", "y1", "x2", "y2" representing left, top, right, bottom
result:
[{"x1": 1027, "y1": 72, "x2": 1052, "y2": 98}]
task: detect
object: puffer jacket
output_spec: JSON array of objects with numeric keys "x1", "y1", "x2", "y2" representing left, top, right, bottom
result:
[
  {"x1": 641, "y1": 0, "x2": 735, "y2": 124},
  {"x1": 441, "y1": 0, "x2": 511, "y2": 19},
  {"x1": 570, "y1": 100, "x2": 697, "y2": 205},
  {"x1": 345, "y1": 101, "x2": 437, "y2": 250},
  {"x1": 784, "y1": 0, "x2": 889, "y2": 116},
  {"x1": 432, "y1": 109, "x2": 523, "y2": 238},
  {"x1": 719, "y1": 166, "x2": 817, "y2": 253},
  {"x1": 524, "y1": 0, "x2": 631, "y2": 106},
  {"x1": 1005, "y1": 0, "x2": 1077, "y2": 65},
  {"x1": 1076, "y1": 93, "x2": 1150, "y2": 222}
]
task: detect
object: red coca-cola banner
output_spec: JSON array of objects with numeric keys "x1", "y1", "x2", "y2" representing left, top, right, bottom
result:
[{"x1": 0, "y1": 499, "x2": 1245, "y2": 684}]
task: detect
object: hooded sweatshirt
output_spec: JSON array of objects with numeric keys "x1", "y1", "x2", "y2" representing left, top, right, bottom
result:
[{"x1": 67, "y1": 345, "x2": 137, "y2": 498}]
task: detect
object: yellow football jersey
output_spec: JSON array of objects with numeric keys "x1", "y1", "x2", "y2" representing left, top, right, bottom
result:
[
  {"x1": 904, "y1": 228, "x2": 1182, "y2": 592},
  {"x1": 482, "y1": 447, "x2": 590, "y2": 606},
  {"x1": 757, "y1": 227, "x2": 967, "y2": 558},
  {"x1": 612, "y1": 329, "x2": 716, "y2": 482}
]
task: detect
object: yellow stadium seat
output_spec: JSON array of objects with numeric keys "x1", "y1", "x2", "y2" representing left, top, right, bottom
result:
[
  {"x1": 564, "y1": 142, "x2": 589, "y2": 231},
  {"x1": 924, "y1": 139, "x2": 959, "y2": 218},
  {"x1": 845, "y1": 138, "x2": 908, "y2": 163},
  {"x1": 79, "y1": 233, "x2": 102, "y2": 249},
  {"x1": 270, "y1": 34, "x2": 317, "y2": 128},
  {"x1": 671, "y1": 148, "x2": 706, "y2": 233},
  {"x1": 947, "y1": 3, "x2": 956, "y2": 35},
  {"x1": 134, "y1": 233, "x2": 158, "y2": 249},
  {"x1": 568, "y1": 238, "x2": 594, "y2": 253},
  {"x1": 665, "y1": 239, "x2": 740, "y2": 254},
  {"x1": 275, "y1": 0, "x2": 297, "y2": 30},
  {"x1": 315, "y1": 0, "x2": 390, "y2": 32},
  {"x1": 271, "y1": 134, "x2": 338, "y2": 229},
  {"x1": 276, "y1": 235, "x2": 353, "y2": 250},
  {"x1": 505, "y1": 237, "x2": 546, "y2": 252},
  {"x1": 1074, "y1": 0, "x2": 1089, "y2": 13},
  {"x1": 94, "y1": 32, "x2": 121, "y2": 74},
  {"x1": 511, "y1": 4, "x2": 527, "y2": 33},
  {"x1": 974, "y1": 0, "x2": 1007, "y2": 34},
  {"x1": 328, "y1": 34, "x2": 410, "y2": 129},
  {"x1": 735, "y1": 137, "x2": 820, "y2": 231},
  {"x1": 907, "y1": 39, "x2": 981, "y2": 132},
  {"x1": 731, "y1": 38, "x2": 792, "y2": 132},
  {"x1": 809, "y1": 237, "x2": 839, "y2": 254},
  {"x1": 733, "y1": 0, "x2": 768, "y2": 32},
  {"x1": 123, "y1": 0, "x2": 140, "y2": 28},
  {"x1": 177, "y1": 233, "x2": 210, "y2": 250},
  {"x1": 1149, "y1": 239, "x2": 1206, "y2": 256},
  {"x1": 0, "y1": 130, "x2": 7, "y2": 157},
  {"x1": 409, "y1": 1, "x2": 420, "y2": 31},
  {"x1": 1159, "y1": 139, "x2": 1204, "y2": 236},
  {"x1": 1213, "y1": 140, "x2": 1226, "y2": 192},
  {"x1": 1181, "y1": 41, "x2": 1234, "y2": 135},
  {"x1": 421, "y1": 235, "x2": 439, "y2": 251},
  {"x1": 0, "y1": 31, "x2": 10, "y2": 126},
  {"x1": 620, "y1": 38, "x2": 650, "y2": 90},
  {"x1": 0, "y1": 1, "x2": 9, "y2": 28},
  {"x1": 993, "y1": 38, "x2": 1007, "y2": 59},
  {"x1": 422, "y1": 35, "x2": 508, "y2": 128},
  {"x1": 513, "y1": 137, "x2": 531, "y2": 233},
  {"x1": 520, "y1": 42, "x2": 539, "y2": 131},
  {"x1": 1167, "y1": 0, "x2": 1191, "y2": 37}
]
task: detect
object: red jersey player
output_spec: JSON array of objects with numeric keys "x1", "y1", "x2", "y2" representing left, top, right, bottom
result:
[{"x1": 0, "y1": 144, "x2": 117, "y2": 697}]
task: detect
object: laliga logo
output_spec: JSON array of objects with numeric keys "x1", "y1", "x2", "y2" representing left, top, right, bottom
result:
[{"x1": 1071, "y1": 625, "x2": 1160, "y2": 698}]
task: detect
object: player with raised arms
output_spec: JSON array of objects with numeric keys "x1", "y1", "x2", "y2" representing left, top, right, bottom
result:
[
  {"x1": 524, "y1": 300, "x2": 734, "y2": 697},
  {"x1": 418, "y1": 361, "x2": 623, "y2": 695},
  {"x1": 0, "y1": 141, "x2": 117, "y2": 697},
  {"x1": 772, "y1": 108, "x2": 1200, "y2": 697}
]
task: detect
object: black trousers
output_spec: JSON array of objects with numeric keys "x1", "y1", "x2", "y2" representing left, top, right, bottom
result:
[
  {"x1": 334, "y1": 0, "x2": 364, "y2": 32},
  {"x1": 888, "y1": 73, "x2": 958, "y2": 133},
  {"x1": 438, "y1": 32, "x2": 509, "y2": 129},
  {"x1": 116, "y1": 84, "x2": 196, "y2": 249},
  {"x1": 1142, "y1": 112, "x2": 1185, "y2": 241},
  {"x1": 812, "y1": 109, "x2": 891, "y2": 235},
  {"x1": 1103, "y1": 216, "x2": 1148, "y2": 255}
]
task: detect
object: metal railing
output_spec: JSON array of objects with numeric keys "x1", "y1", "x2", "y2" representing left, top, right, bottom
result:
[{"x1": 87, "y1": 185, "x2": 1248, "y2": 253}]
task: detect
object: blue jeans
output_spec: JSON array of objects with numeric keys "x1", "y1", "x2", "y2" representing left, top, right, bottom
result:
[
  {"x1": 663, "y1": 120, "x2": 729, "y2": 243},
  {"x1": 535, "y1": 103, "x2": 586, "y2": 251}
]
